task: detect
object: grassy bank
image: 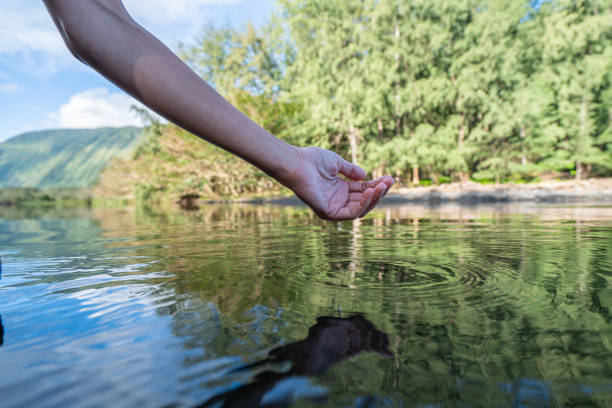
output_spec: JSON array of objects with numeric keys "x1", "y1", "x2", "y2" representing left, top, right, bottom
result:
[{"x1": 93, "y1": 124, "x2": 293, "y2": 208}]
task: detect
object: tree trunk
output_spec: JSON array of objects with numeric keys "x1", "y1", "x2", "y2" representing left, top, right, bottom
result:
[
  {"x1": 377, "y1": 118, "x2": 384, "y2": 140},
  {"x1": 431, "y1": 170, "x2": 439, "y2": 185},
  {"x1": 412, "y1": 165, "x2": 420, "y2": 185},
  {"x1": 410, "y1": 131, "x2": 419, "y2": 185},
  {"x1": 394, "y1": 23, "x2": 401, "y2": 137},
  {"x1": 520, "y1": 124, "x2": 527, "y2": 166},
  {"x1": 458, "y1": 116, "x2": 465, "y2": 150},
  {"x1": 576, "y1": 97, "x2": 588, "y2": 181},
  {"x1": 348, "y1": 124, "x2": 359, "y2": 165},
  {"x1": 395, "y1": 171, "x2": 402, "y2": 186},
  {"x1": 458, "y1": 114, "x2": 468, "y2": 182},
  {"x1": 585, "y1": 164, "x2": 592, "y2": 179}
]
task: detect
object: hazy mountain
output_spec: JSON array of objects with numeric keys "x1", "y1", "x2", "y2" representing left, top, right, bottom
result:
[{"x1": 0, "y1": 127, "x2": 144, "y2": 189}]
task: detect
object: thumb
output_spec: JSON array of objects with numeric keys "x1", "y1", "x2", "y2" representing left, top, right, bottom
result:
[{"x1": 338, "y1": 157, "x2": 366, "y2": 181}]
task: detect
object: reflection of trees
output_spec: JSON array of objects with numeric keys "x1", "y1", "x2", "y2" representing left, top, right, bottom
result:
[{"x1": 88, "y1": 204, "x2": 612, "y2": 405}]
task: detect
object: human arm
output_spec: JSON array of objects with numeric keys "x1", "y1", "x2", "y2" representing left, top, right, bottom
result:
[{"x1": 43, "y1": 0, "x2": 394, "y2": 219}]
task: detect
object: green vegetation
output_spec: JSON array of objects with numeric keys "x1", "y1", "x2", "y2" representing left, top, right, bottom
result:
[
  {"x1": 280, "y1": 0, "x2": 612, "y2": 184},
  {"x1": 118, "y1": 0, "x2": 611, "y2": 201},
  {"x1": 0, "y1": 187, "x2": 91, "y2": 207},
  {"x1": 94, "y1": 124, "x2": 290, "y2": 204},
  {"x1": 0, "y1": 127, "x2": 144, "y2": 189}
]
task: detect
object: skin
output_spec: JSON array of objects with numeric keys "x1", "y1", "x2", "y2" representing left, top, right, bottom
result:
[{"x1": 42, "y1": 0, "x2": 395, "y2": 220}]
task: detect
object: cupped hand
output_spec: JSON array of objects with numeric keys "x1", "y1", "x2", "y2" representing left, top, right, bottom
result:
[{"x1": 282, "y1": 146, "x2": 394, "y2": 220}]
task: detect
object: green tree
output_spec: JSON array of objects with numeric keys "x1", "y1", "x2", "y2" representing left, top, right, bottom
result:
[{"x1": 539, "y1": 0, "x2": 612, "y2": 179}]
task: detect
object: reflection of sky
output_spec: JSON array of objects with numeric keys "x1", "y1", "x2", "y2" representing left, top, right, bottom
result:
[
  {"x1": 1, "y1": 259, "x2": 182, "y2": 406},
  {"x1": 0, "y1": 255, "x2": 257, "y2": 406},
  {"x1": 0, "y1": 216, "x2": 230, "y2": 407}
]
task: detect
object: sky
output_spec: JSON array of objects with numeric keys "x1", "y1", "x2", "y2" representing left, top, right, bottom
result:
[{"x1": 0, "y1": 0, "x2": 274, "y2": 142}]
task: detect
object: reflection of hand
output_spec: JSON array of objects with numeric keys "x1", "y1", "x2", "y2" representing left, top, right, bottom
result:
[{"x1": 282, "y1": 147, "x2": 394, "y2": 220}]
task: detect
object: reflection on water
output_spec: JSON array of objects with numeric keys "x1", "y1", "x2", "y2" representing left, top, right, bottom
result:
[
  {"x1": 0, "y1": 316, "x2": 3, "y2": 347},
  {"x1": 201, "y1": 315, "x2": 391, "y2": 407},
  {"x1": 0, "y1": 203, "x2": 611, "y2": 407}
]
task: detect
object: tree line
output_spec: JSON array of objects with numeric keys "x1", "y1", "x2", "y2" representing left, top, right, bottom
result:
[{"x1": 177, "y1": 0, "x2": 611, "y2": 186}]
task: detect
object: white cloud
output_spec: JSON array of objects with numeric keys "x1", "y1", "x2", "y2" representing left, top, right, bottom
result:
[
  {"x1": 0, "y1": 0, "x2": 244, "y2": 75},
  {"x1": 0, "y1": 1, "x2": 74, "y2": 74},
  {"x1": 47, "y1": 88, "x2": 148, "y2": 128},
  {"x1": 124, "y1": 0, "x2": 240, "y2": 23},
  {"x1": 123, "y1": 0, "x2": 242, "y2": 47},
  {"x1": 0, "y1": 82, "x2": 22, "y2": 94},
  {"x1": 0, "y1": 3, "x2": 64, "y2": 55}
]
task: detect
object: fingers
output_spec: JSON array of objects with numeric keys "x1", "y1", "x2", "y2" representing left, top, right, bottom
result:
[
  {"x1": 380, "y1": 176, "x2": 395, "y2": 199},
  {"x1": 348, "y1": 192, "x2": 362, "y2": 202},
  {"x1": 359, "y1": 187, "x2": 374, "y2": 215},
  {"x1": 347, "y1": 176, "x2": 395, "y2": 213},
  {"x1": 359, "y1": 182, "x2": 388, "y2": 217},
  {"x1": 338, "y1": 159, "x2": 366, "y2": 181},
  {"x1": 347, "y1": 177, "x2": 395, "y2": 202},
  {"x1": 333, "y1": 176, "x2": 395, "y2": 220},
  {"x1": 334, "y1": 188, "x2": 374, "y2": 220},
  {"x1": 378, "y1": 176, "x2": 395, "y2": 194},
  {"x1": 348, "y1": 175, "x2": 394, "y2": 192},
  {"x1": 348, "y1": 179, "x2": 377, "y2": 192}
]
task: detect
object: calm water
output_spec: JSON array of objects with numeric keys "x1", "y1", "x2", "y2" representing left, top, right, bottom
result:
[{"x1": 1, "y1": 203, "x2": 611, "y2": 407}]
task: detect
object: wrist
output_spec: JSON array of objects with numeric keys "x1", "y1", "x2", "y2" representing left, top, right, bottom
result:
[{"x1": 271, "y1": 144, "x2": 303, "y2": 188}]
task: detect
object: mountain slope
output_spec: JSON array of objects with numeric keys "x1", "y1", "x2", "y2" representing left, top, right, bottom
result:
[{"x1": 0, "y1": 127, "x2": 144, "y2": 189}]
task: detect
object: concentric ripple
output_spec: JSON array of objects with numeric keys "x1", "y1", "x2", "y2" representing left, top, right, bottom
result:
[{"x1": 1, "y1": 204, "x2": 612, "y2": 407}]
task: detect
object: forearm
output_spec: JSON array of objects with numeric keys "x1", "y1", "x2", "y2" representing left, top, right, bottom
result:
[{"x1": 43, "y1": 0, "x2": 299, "y2": 183}]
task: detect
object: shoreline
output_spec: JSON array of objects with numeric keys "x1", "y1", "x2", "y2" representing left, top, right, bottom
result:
[
  {"x1": 236, "y1": 178, "x2": 612, "y2": 206},
  {"x1": 2, "y1": 178, "x2": 612, "y2": 208},
  {"x1": 385, "y1": 178, "x2": 612, "y2": 205}
]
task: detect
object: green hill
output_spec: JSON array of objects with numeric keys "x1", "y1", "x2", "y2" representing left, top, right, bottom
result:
[{"x1": 0, "y1": 127, "x2": 144, "y2": 189}]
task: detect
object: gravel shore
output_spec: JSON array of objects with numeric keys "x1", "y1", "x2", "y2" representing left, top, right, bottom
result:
[{"x1": 387, "y1": 178, "x2": 612, "y2": 204}]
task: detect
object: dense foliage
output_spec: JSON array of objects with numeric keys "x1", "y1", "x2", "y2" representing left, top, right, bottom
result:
[
  {"x1": 177, "y1": 0, "x2": 611, "y2": 186},
  {"x1": 0, "y1": 127, "x2": 143, "y2": 189}
]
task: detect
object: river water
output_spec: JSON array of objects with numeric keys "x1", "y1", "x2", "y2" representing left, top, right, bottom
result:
[{"x1": 1, "y1": 203, "x2": 611, "y2": 407}]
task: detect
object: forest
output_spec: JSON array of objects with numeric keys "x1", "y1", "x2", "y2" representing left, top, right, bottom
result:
[{"x1": 112, "y1": 0, "x2": 612, "y2": 201}]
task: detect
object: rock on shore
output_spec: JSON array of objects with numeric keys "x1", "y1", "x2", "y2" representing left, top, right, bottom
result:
[{"x1": 389, "y1": 178, "x2": 612, "y2": 204}]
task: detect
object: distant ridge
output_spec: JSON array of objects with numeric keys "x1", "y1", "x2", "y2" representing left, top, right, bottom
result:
[{"x1": 0, "y1": 127, "x2": 144, "y2": 189}]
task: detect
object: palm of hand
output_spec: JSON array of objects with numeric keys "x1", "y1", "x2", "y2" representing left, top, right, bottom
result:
[{"x1": 285, "y1": 147, "x2": 394, "y2": 221}]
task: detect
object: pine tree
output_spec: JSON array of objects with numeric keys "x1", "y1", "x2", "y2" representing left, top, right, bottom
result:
[{"x1": 539, "y1": 0, "x2": 612, "y2": 179}]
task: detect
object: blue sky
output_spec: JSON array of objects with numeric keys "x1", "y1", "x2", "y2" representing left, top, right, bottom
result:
[{"x1": 0, "y1": 0, "x2": 274, "y2": 142}]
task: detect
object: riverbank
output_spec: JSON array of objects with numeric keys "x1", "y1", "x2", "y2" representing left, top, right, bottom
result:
[
  {"x1": 4, "y1": 179, "x2": 611, "y2": 210},
  {"x1": 263, "y1": 178, "x2": 612, "y2": 207},
  {"x1": 386, "y1": 178, "x2": 612, "y2": 204}
]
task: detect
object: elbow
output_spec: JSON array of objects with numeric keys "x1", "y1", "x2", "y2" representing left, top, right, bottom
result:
[
  {"x1": 43, "y1": 0, "x2": 96, "y2": 64},
  {"x1": 44, "y1": 0, "x2": 130, "y2": 65},
  {"x1": 61, "y1": 28, "x2": 95, "y2": 66},
  {"x1": 58, "y1": 24, "x2": 87, "y2": 64}
]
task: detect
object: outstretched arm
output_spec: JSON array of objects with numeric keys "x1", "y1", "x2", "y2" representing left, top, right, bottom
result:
[{"x1": 43, "y1": 0, "x2": 394, "y2": 220}]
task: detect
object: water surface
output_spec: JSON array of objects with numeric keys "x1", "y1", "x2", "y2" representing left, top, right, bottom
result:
[{"x1": 1, "y1": 203, "x2": 611, "y2": 407}]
